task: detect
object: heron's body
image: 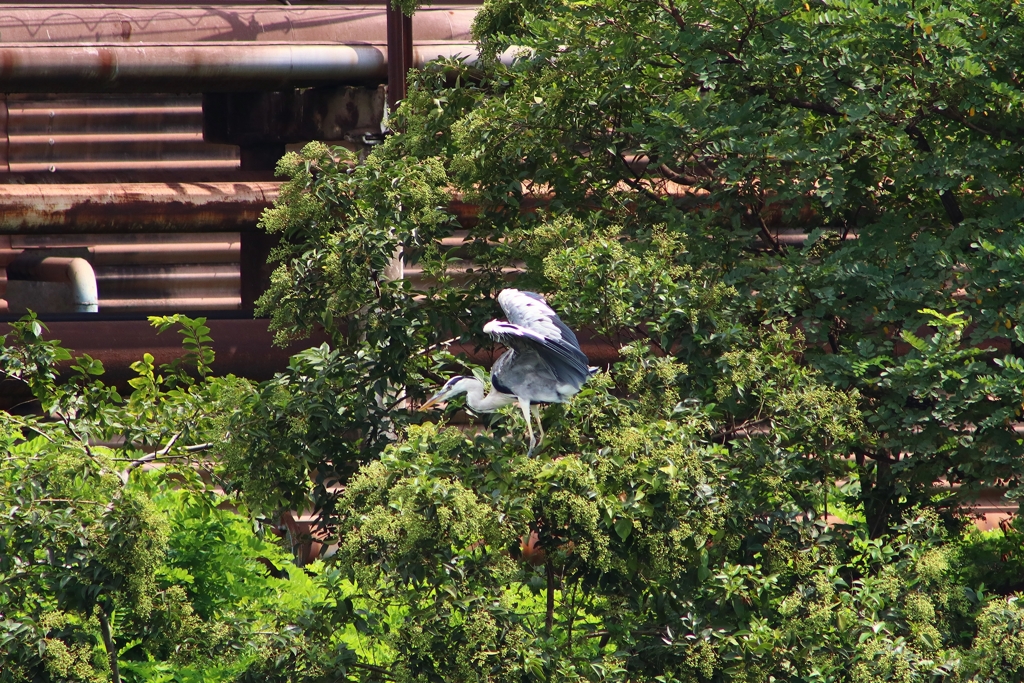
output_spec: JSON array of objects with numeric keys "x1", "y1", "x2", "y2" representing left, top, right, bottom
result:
[
  {"x1": 491, "y1": 346, "x2": 580, "y2": 404},
  {"x1": 421, "y1": 288, "x2": 592, "y2": 454}
]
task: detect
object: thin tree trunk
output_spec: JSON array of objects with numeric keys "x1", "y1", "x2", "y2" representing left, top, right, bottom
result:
[
  {"x1": 566, "y1": 581, "x2": 578, "y2": 655},
  {"x1": 865, "y1": 456, "x2": 893, "y2": 539},
  {"x1": 374, "y1": 245, "x2": 406, "y2": 432},
  {"x1": 97, "y1": 608, "x2": 122, "y2": 683},
  {"x1": 545, "y1": 559, "x2": 555, "y2": 635}
]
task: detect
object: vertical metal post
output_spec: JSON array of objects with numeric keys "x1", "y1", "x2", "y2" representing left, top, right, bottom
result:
[
  {"x1": 403, "y1": 10, "x2": 413, "y2": 86},
  {"x1": 384, "y1": 1, "x2": 410, "y2": 283},
  {"x1": 386, "y1": 2, "x2": 413, "y2": 113},
  {"x1": 240, "y1": 230, "x2": 279, "y2": 311},
  {"x1": 238, "y1": 136, "x2": 283, "y2": 312}
]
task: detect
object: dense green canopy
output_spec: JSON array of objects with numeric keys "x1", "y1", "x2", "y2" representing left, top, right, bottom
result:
[{"x1": 7, "y1": 0, "x2": 1024, "y2": 681}]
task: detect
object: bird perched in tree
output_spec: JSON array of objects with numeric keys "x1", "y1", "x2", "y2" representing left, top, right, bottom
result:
[{"x1": 420, "y1": 288, "x2": 592, "y2": 454}]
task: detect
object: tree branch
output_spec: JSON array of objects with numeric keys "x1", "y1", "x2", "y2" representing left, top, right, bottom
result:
[
  {"x1": 349, "y1": 662, "x2": 397, "y2": 680},
  {"x1": 747, "y1": 85, "x2": 843, "y2": 117},
  {"x1": 657, "y1": 163, "x2": 698, "y2": 185},
  {"x1": 118, "y1": 434, "x2": 211, "y2": 483},
  {"x1": 931, "y1": 105, "x2": 1015, "y2": 142},
  {"x1": 658, "y1": 0, "x2": 687, "y2": 30},
  {"x1": 712, "y1": 417, "x2": 771, "y2": 443},
  {"x1": 757, "y1": 213, "x2": 784, "y2": 254}
]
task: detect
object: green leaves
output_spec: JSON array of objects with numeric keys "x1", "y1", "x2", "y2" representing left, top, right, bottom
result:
[
  {"x1": 613, "y1": 517, "x2": 633, "y2": 541},
  {"x1": 149, "y1": 314, "x2": 215, "y2": 381},
  {"x1": 210, "y1": 0, "x2": 1024, "y2": 673},
  {"x1": 4, "y1": 0, "x2": 1020, "y2": 679},
  {"x1": 200, "y1": 0, "x2": 1024, "y2": 676},
  {"x1": 0, "y1": 312, "x2": 73, "y2": 411},
  {"x1": 0, "y1": 315, "x2": 263, "y2": 681}
]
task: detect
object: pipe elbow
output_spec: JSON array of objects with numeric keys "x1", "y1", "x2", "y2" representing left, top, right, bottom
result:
[
  {"x1": 6, "y1": 254, "x2": 99, "y2": 313},
  {"x1": 64, "y1": 258, "x2": 99, "y2": 313}
]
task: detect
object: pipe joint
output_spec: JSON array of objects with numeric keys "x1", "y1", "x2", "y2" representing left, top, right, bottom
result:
[{"x1": 7, "y1": 255, "x2": 99, "y2": 313}]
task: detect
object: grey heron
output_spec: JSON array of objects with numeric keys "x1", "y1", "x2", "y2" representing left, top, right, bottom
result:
[{"x1": 420, "y1": 288, "x2": 591, "y2": 454}]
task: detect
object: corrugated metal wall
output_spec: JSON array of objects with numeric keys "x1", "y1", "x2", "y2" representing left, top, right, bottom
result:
[
  {"x1": 2, "y1": 94, "x2": 239, "y2": 174},
  {"x1": 0, "y1": 93, "x2": 244, "y2": 312},
  {"x1": 0, "y1": 4, "x2": 478, "y2": 315}
]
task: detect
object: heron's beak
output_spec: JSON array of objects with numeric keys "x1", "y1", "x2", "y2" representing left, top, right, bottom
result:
[
  {"x1": 419, "y1": 396, "x2": 441, "y2": 411},
  {"x1": 419, "y1": 389, "x2": 450, "y2": 411}
]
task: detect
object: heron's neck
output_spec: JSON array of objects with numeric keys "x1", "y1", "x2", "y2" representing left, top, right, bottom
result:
[{"x1": 463, "y1": 380, "x2": 515, "y2": 413}]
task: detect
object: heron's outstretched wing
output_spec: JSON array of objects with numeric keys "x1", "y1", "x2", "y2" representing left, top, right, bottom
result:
[
  {"x1": 484, "y1": 320, "x2": 590, "y2": 389},
  {"x1": 497, "y1": 289, "x2": 583, "y2": 352}
]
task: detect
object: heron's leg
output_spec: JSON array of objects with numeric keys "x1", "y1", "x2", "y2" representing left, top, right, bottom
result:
[
  {"x1": 531, "y1": 404, "x2": 545, "y2": 445},
  {"x1": 520, "y1": 400, "x2": 536, "y2": 455}
]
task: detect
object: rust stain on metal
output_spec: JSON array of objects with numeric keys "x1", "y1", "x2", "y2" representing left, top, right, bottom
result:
[
  {"x1": 0, "y1": 48, "x2": 15, "y2": 78},
  {"x1": 60, "y1": 199, "x2": 263, "y2": 232},
  {"x1": 0, "y1": 7, "x2": 480, "y2": 92},
  {"x1": 0, "y1": 42, "x2": 480, "y2": 92},
  {"x1": 0, "y1": 183, "x2": 557, "y2": 234},
  {"x1": 97, "y1": 47, "x2": 117, "y2": 83},
  {"x1": 0, "y1": 182, "x2": 279, "y2": 233},
  {"x1": 0, "y1": 96, "x2": 8, "y2": 172}
]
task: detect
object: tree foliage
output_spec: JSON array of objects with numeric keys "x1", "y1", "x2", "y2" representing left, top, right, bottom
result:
[
  {"x1": 219, "y1": 0, "x2": 1024, "y2": 679},
  {"x1": 9, "y1": 0, "x2": 1024, "y2": 680},
  {"x1": 0, "y1": 316, "x2": 352, "y2": 682}
]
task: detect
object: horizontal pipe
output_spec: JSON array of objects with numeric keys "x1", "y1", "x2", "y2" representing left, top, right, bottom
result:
[
  {"x1": 6, "y1": 134, "x2": 235, "y2": 172},
  {"x1": 91, "y1": 243, "x2": 240, "y2": 266},
  {"x1": 1, "y1": 242, "x2": 241, "y2": 265},
  {"x1": 13, "y1": 132, "x2": 204, "y2": 144},
  {"x1": 7, "y1": 105, "x2": 203, "y2": 135},
  {"x1": 0, "y1": 42, "x2": 482, "y2": 92},
  {"x1": 8, "y1": 160, "x2": 240, "y2": 173},
  {"x1": 95, "y1": 263, "x2": 239, "y2": 278},
  {"x1": 7, "y1": 135, "x2": 228, "y2": 171},
  {"x1": 0, "y1": 182, "x2": 278, "y2": 233},
  {"x1": 96, "y1": 266, "x2": 240, "y2": 298},
  {"x1": 0, "y1": 183, "x2": 537, "y2": 234},
  {"x1": 97, "y1": 297, "x2": 241, "y2": 311}
]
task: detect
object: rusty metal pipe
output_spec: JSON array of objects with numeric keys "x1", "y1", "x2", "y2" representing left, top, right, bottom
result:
[
  {"x1": 90, "y1": 243, "x2": 240, "y2": 266},
  {"x1": 0, "y1": 42, "x2": 482, "y2": 92},
  {"x1": 0, "y1": 182, "x2": 279, "y2": 233},
  {"x1": 8, "y1": 160, "x2": 240, "y2": 173},
  {"x1": 98, "y1": 296, "x2": 240, "y2": 312},
  {"x1": 387, "y1": 4, "x2": 414, "y2": 112}
]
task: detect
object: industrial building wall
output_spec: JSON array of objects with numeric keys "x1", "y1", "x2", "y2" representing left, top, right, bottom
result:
[
  {"x1": 0, "y1": 4, "x2": 477, "y2": 315},
  {"x1": 0, "y1": 93, "x2": 243, "y2": 313}
]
